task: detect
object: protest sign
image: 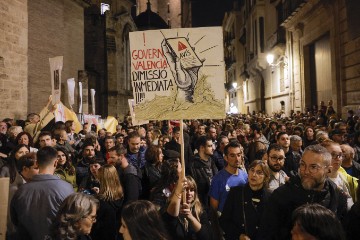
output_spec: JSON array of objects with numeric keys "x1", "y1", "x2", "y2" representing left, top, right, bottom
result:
[
  {"x1": 49, "y1": 56, "x2": 63, "y2": 105},
  {"x1": 129, "y1": 27, "x2": 226, "y2": 120}
]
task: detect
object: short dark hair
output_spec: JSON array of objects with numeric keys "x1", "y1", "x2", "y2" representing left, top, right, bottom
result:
[
  {"x1": 267, "y1": 143, "x2": 284, "y2": 156},
  {"x1": 104, "y1": 136, "x2": 115, "y2": 142},
  {"x1": 250, "y1": 123, "x2": 261, "y2": 133},
  {"x1": 276, "y1": 132, "x2": 288, "y2": 141},
  {"x1": 115, "y1": 133, "x2": 124, "y2": 139},
  {"x1": 224, "y1": 141, "x2": 242, "y2": 156},
  {"x1": 173, "y1": 126, "x2": 180, "y2": 134},
  {"x1": 128, "y1": 131, "x2": 140, "y2": 140},
  {"x1": 17, "y1": 152, "x2": 37, "y2": 172},
  {"x1": 88, "y1": 157, "x2": 105, "y2": 166},
  {"x1": 38, "y1": 131, "x2": 53, "y2": 140},
  {"x1": 195, "y1": 136, "x2": 211, "y2": 151},
  {"x1": 292, "y1": 204, "x2": 345, "y2": 240},
  {"x1": 109, "y1": 145, "x2": 127, "y2": 156},
  {"x1": 82, "y1": 141, "x2": 94, "y2": 151},
  {"x1": 37, "y1": 146, "x2": 58, "y2": 167}
]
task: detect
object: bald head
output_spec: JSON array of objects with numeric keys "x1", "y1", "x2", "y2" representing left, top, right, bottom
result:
[{"x1": 340, "y1": 144, "x2": 355, "y2": 161}]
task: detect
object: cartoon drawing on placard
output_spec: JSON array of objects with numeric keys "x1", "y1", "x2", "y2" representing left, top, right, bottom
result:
[
  {"x1": 129, "y1": 27, "x2": 225, "y2": 120},
  {"x1": 162, "y1": 37, "x2": 203, "y2": 102}
]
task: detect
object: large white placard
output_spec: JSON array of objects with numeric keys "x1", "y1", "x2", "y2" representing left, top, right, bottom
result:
[{"x1": 129, "y1": 27, "x2": 226, "y2": 120}]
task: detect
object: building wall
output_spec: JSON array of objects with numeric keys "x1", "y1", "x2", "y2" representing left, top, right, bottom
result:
[
  {"x1": 277, "y1": 0, "x2": 360, "y2": 118},
  {"x1": 233, "y1": 0, "x2": 360, "y2": 117},
  {"x1": 106, "y1": 1, "x2": 137, "y2": 118},
  {"x1": 137, "y1": 0, "x2": 182, "y2": 28},
  {"x1": 28, "y1": 0, "x2": 85, "y2": 114},
  {"x1": 0, "y1": 0, "x2": 28, "y2": 119},
  {"x1": 340, "y1": 0, "x2": 360, "y2": 116}
]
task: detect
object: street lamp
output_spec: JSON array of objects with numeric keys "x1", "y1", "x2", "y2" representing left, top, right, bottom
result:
[
  {"x1": 266, "y1": 54, "x2": 274, "y2": 65},
  {"x1": 267, "y1": 54, "x2": 274, "y2": 114},
  {"x1": 232, "y1": 82, "x2": 238, "y2": 89}
]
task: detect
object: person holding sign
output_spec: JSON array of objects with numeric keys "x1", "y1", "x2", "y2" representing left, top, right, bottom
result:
[
  {"x1": 24, "y1": 95, "x2": 56, "y2": 143},
  {"x1": 163, "y1": 175, "x2": 212, "y2": 240}
]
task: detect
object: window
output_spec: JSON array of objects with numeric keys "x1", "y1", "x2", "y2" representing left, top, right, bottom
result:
[{"x1": 259, "y1": 17, "x2": 264, "y2": 53}]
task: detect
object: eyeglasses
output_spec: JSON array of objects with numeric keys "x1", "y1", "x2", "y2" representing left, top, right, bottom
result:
[
  {"x1": 299, "y1": 162, "x2": 327, "y2": 174},
  {"x1": 269, "y1": 156, "x2": 285, "y2": 162},
  {"x1": 83, "y1": 215, "x2": 97, "y2": 222},
  {"x1": 331, "y1": 153, "x2": 343, "y2": 159},
  {"x1": 249, "y1": 168, "x2": 264, "y2": 176}
]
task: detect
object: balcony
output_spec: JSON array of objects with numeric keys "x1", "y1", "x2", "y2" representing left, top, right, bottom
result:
[
  {"x1": 282, "y1": 0, "x2": 307, "y2": 24},
  {"x1": 267, "y1": 27, "x2": 286, "y2": 50}
]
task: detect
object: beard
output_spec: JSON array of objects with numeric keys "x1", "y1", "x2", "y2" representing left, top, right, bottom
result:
[
  {"x1": 301, "y1": 175, "x2": 325, "y2": 190},
  {"x1": 269, "y1": 163, "x2": 282, "y2": 172}
]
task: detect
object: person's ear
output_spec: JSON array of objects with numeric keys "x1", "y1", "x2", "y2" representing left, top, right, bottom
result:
[{"x1": 54, "y1": 159, "x2": 58, "y2": 168}]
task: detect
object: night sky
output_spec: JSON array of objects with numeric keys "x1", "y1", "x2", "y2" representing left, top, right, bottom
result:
[{"x1": 191, "y1": 0, "x2": 235, "y2": 27}]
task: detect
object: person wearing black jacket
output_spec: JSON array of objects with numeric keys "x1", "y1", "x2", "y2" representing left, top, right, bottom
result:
[
  {"x1": 189, "y1": 136, "x2": 218, "y2": 209},
  {"x1": 257, "y1": 144, "x2": 348, "y2": 240},
  {"x1": 107, "y1": 146, "x2": 141, "y2": 205},
  {"x1": 220, "y1": 160, "x2": 271, "y2": 240}
]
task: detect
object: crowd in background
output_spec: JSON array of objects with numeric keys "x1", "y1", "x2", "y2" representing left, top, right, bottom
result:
[{"x1": 1, "y1": 99, "x2": 360, "y2": 240}]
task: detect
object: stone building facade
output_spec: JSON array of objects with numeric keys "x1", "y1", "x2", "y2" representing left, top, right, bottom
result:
[
  {"x1": 0, "y1": 0, "x2": 88, "y2": 119},
  {"x1": 226, "y1": 0, "x2": 360, "y2": 118},
  {"x1": 0, "y1": 0, "x2": 28, "y2": 119}
]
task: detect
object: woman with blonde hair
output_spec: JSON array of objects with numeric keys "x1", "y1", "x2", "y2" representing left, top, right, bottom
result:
[
  {"x1": 91, "y1": 164, "x2": 124, "y2": 240},
  {"x1": 164, "y1": 175, "x2": 212, "y2": 240}
]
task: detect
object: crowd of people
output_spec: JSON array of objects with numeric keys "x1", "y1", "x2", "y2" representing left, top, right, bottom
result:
[{"x1": 1, "y1": 99, "x2": 360, "y2": 240}]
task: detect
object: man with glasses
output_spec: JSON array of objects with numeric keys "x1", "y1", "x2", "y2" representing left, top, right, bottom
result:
[
  {"x1": 258, "y1": 144, "x2": 347, "y2": 240},
  {"x1": 321, "y1": 140, "x2": 358, "y2": 204},
  {"x1": 267, "y1": 144, "x2": 288, "y2": 192}
]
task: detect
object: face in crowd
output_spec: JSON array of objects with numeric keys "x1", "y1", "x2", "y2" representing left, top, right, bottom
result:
[
  {"x1": 83, "y1": 145, "x2": 96, "y2": 158},
  {"x1": 39, "y1": 134, "x2": 55, "y2": 148},
  {"x1": 224, "y1": 146, "x2": 243, "y2": 170},
  {"x1": 299, "y1": 151, "x2": 330, "y2": 191},
  {"x1": 128, "y1": 136, "x2": 141, "y2": 153},
  {"x1": 267, "y1": 148, "x2": 285, "y2": 173},
  {"x1": 277, "y1": 134, "x2": 290, "y2": 149},
  {"x1": 202, "y1": 140, "x2": 214, "y2": 157}
]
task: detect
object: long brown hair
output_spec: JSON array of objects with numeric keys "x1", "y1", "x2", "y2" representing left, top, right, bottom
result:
[{"x1": 97, "y1": 164, "x2": 123, "y2": 201}]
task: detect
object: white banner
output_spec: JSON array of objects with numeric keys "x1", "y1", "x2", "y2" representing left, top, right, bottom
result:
[
  {"x1": 67, "y1": 78, "x2": 75, "y2": 109},
  {"x1": 79, "y1": 82, "x2": 83, "y2": 114},
  {"x1": 129, "y1": 27, "x2": 226, "y2": 120},
  {"x1": 90, "y1": 89, "x2": 96, "y2": 114},
  {"x1": 49, "y1": 56, "x2": 63, "y2": 105},
  {"x1": 54, "y1": 103, "x2": 66, "y2": 122}
]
